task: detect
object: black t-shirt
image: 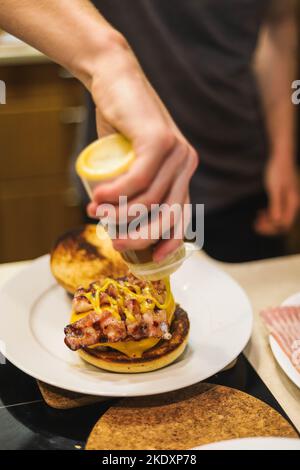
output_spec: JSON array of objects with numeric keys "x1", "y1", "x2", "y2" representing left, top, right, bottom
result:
[{"x1": 86, "y1": 0, "x2": 271, "y2": 211}]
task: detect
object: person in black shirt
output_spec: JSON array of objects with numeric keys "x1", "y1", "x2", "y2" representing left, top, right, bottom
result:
[{"x1": 84, "y1": 0, "x2": 299, "y2": 262}]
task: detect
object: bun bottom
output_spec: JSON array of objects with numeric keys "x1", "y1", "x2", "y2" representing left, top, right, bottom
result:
[{"x1": 78, "y1": 307, "x2": 189, "y2": 374}]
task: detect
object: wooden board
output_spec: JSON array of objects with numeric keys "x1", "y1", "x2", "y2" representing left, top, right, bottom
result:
[{"x1": 86, "y1": 383, "x2": 298, "y2": 450}]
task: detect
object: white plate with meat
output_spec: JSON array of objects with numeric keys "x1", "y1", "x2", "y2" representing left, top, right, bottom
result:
[
  {"x1": 0, "y1": 254, "x2": 252, "y2": 397},
  {"x1": 262, "y1": 293, "x2": 300, "y2": 389}
]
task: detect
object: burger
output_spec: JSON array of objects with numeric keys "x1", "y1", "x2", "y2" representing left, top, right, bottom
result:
[{"x1": 64, "y1": 274, "x2": 189, "y2": 373}]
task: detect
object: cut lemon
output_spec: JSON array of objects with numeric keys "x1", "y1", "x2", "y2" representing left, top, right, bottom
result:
[{"x1": 76, "y1": 133, "x2": 135, "y2": 181}]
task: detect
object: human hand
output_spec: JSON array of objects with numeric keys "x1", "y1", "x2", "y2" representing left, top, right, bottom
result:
[
  {"x1": 86, "y1": 35, "x2": 198, "y2": 261},
  {"x1": 255, "y1": 155, "x2": 299, "y2": 236}
]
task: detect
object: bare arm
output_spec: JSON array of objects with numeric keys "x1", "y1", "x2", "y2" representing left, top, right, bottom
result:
[
  {"x1": 254, "y1": 0, "x2": 299, "y2": 234},
  {"x1": 0, "y1": 0, "x2": 118, "y2": 87},
  {"x1": 0, "y1": 0, "x2": 198, "y2": 259}
]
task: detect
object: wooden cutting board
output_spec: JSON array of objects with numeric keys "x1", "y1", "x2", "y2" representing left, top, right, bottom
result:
[{"x1": 86, "y1": 383, "x2": 298, "y2": 450}]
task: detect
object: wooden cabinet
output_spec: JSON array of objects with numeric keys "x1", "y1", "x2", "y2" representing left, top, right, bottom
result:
[{"x1": 0, "y1": 63, "x2": 85, "y2": 262}]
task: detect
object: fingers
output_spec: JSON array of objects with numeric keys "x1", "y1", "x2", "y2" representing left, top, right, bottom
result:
[
  {"x1": 111, "y1": 149, "x2": 197, "y2": 252},
  {"x1": 261, "y1": 157, "x2": 300, "y2": 236},
  {"x1": 254, "y1": 210, "x2": 279, "y2": 236},
  {"x1": 255, "y1": 187, "x2": 300, "y2": 236},
  {"x1": 112, "y1": 144, "x2": 195, "y2": 221},
  {"x1": 153, "y1": 193, "x2": 191, "y2": 262},
  {"x1": 282, "y1": 188, "x2": 299, "y2": 229},
  {"x1": 87, "y1": 201, "x2": 98, "y2": 218},
  {"x1": 89, "y1": 140, "x2": 198, "y2": 255},
  {"x1": 111, "y1": 195, "x2": 186, "y2": 252},
  {"x1": 92, "y1": 131, "x2": 179, "y2": 203},
  {"x1": 268, "y1": 183, "x2": 284, "y2": 226},
  {"x1": 153, "y1": 238, "x2": 184, "y2": 263},
  {"x1": 86, "y1": 145, "x2": 191, "y2": 221},
  {"x1": 86, "y1": 147, "x2": 194, "y2": 222}
]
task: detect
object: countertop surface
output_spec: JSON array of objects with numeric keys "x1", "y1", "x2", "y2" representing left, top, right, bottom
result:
[
  {"x1": 0, "y1": 33, "x2": 48, "y2": 65},
  {"x1": 0, "y1": 254, "x2": 299, "y2": 449},
  {"x1": 215, "y1": 254, "x2": 300, "y2": 432}
]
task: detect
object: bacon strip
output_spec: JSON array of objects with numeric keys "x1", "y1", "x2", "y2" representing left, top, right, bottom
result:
[
  {"x1": 64, "y1": 311, "x2": 127, "y2": 350},
  {"x1": 65, "y1": 276, "x2": 172, "y2": 351},
  {"x1": 260, "y1": 306, "x2": 300, "y2": 373},
  {"x1": 65, "y1": 308, "x2": 171, "y2": 351}
]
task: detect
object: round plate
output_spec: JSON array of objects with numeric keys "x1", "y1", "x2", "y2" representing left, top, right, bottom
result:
[
  {"x1": 0, "y1": 255, "x2": 252, "y2": 397},
  {"x1": 267, "y1": 292, "x2": 300, "y2": 389},
  {"x1": 193, "y1": 437, "x2": 300, "y2": 450}
]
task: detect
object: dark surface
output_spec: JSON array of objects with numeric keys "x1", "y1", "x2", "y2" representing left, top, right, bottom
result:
[
  {"x1": 202, "y1": 192, "x2": 286, "y2": 263},
  {"x1": 0, "y1": 354, "x2": 296, "y2": 450}
]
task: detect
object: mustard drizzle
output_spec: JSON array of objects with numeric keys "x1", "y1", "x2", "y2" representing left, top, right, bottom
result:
[{"x1": 82, "y1": 278, "x2": 172, "y2": 323}]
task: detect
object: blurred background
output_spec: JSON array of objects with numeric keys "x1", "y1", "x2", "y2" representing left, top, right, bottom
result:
[
  {"x1": 0, "y1": 32, "x2": 86, "y2": 263},
  {"x1": 0, "y1": 4, "x2": 299, "y2": 263}
]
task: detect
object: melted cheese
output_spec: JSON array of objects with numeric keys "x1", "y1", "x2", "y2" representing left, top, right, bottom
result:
[
  {"x1": 89, "y1": 338, "x2": 161, "y2": 358},
  {"x1": 70, "y1": 277, "x2": 175, "y2": 358}
]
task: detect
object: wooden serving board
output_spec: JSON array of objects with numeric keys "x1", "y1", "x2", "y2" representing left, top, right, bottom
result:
[{"x1": 86, "y1": 383, "x2": 298, "y2": 450}]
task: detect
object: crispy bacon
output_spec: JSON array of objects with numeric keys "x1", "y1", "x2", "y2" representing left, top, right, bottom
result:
[
  {"x1": 143, "y1": 310, "x2": 171, "y2": 340},
  {"x1": 100, "y1": 311, "x2": 127, "y2": 342},
  {"x1": 64, "y1": 310, "x2": 127, "y2": 350},
  {"x1": 125, "y1": 298, "x2": 141, "y2": 318},
  {"x1": 65, "y1": 275, "x2": 172, "y2": 351},
  {"x1": 65, "y1": 309, "x2": 171, "y2": 350},
  {"x1": 72, "y1": 287, "x2": 92, "y2": 314},
  {"x1": 64, "y1": 312, "x2": 102, "y2": 350}
]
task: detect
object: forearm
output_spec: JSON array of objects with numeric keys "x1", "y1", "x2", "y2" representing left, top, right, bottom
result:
[
  {"x1": 254, "y1": 2, "x2": 297, "y2": 162},
  {"x1": 0, "y1": 1, "x2": 198, "y2": 256},
  {"x1": 0, "y1": 0, "x2": 126, "y2": 88}
]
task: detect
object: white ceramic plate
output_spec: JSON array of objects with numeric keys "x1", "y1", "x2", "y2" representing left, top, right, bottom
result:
[
  {"x1": 267, "y1": 292, "x2": 300, "y2": 389},
  {"x1": 193, "y1": 437, "x2": 300, "y2": 450},
  {"x1": 0, "y1": 255, "x2": 252, "y2": 397}
]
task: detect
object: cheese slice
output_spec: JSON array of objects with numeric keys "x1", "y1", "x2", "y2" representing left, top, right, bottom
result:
[{"x1": 89, "y1": 337, "x2": 161, "y2": 358}]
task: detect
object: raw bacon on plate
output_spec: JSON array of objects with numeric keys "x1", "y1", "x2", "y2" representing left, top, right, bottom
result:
[{"x1": 260, "y1": 306, "x2": 300, "y2": 373}]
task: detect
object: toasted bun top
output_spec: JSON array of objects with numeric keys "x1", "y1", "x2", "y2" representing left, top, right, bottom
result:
[{"x1": 51, "y1": 224, "x2": 128, "y2": 294}]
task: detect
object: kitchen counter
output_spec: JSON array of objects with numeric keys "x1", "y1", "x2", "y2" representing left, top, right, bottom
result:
[
  {"x1": 0, "y1": 33, "x2": 49, "y2": 65},
  {"x1": 201, "y1": 252, "x2": 300, "y2": 432}
]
